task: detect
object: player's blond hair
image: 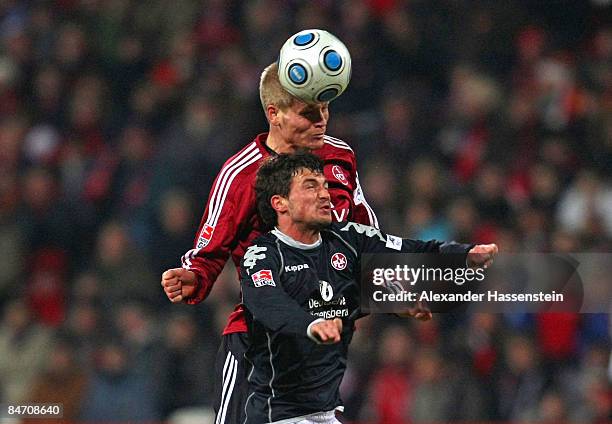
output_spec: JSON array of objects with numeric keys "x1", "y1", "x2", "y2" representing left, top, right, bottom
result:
[{"x1": 259, "y1": 62, "x2": 298, "y2": 113}]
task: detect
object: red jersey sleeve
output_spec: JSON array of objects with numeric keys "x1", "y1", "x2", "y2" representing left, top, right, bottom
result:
[{"x1": 180, "y1": 144, "x2": 264, "y2": 304}]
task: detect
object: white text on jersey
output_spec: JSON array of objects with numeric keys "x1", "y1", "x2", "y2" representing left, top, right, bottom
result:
[{"x1": 285, "y1": 264, "x2": 310, "y2": 272}]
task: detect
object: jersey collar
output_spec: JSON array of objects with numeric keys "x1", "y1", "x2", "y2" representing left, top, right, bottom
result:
[
  {"x1": 272, "y1": 227, "x2": 322, "y2": 250},
  {"x1": 255, "y1": 132, "x2": 278, "y2": 156}
]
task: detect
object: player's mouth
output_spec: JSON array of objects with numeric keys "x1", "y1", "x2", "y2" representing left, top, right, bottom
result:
[{"x1": 312, "y1": 133, "x2": 325, "y2": 141}]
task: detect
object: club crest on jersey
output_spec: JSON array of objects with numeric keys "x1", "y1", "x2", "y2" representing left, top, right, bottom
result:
[
  {"x1": 252, "y1": 269, "x2": 275, "y2": 288},
  {"x1": 319, "y1": 280, "x2": 334, "y2": 302},
  {"x1": 197, "y1": 224, "x2": 215, "y2": 248},
  {"x1": 332, "y1": 165, "x2": 349, "y2": 186},
  {"x1": 331, "y1": 252, "x2": 347, "y2": 270}
]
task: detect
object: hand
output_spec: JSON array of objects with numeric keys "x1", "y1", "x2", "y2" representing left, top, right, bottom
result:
[
  {"x1": 467, "y1": 244, "x2": 498, "y2": 269},
  {"x1": 310, "y1": 318, "x2": 343, "y2": 344},
  {"x1": 161, "y1": 268, "x2": 197, "y2": 303},
  {"x1": 397, "y1": 301, "x2": 433, "y2": 321}
]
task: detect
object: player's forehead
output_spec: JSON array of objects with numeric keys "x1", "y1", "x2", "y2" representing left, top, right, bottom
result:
[
  {"x1": 292, "y1": 168, "x2": 326, "y2": 184},
  {"x1": 290, "y1": 99, "x2": 329, "y2": 114}
]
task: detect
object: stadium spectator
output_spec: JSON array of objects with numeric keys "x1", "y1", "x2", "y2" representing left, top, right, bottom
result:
[
  {"x1": 23, "y1": 337, "x2": 88, "y2": 424},
  {"x1": 0, "y1": 300, "x2": 53, "y2": 403},
  {"x1": 79, "y1": 338, "x2": 160, "y2": 422},
  {"x1": 157, "y1": 311, "x2": 216, "y2": 417}
]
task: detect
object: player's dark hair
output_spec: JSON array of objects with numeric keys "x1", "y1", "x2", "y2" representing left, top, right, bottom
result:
[{"x1": 256, "y1": 152, "x2": 325, "y2": 228}]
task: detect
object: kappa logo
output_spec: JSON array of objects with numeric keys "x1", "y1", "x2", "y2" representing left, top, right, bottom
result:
[
  {"x1": 332, "y1": 165, "x2": 349, "y2": 186},
  {"x1": 252, "y1": 269, "x2": 275, "y2": 288},
  {"x1": 197, "y1": 224, "x2": 215, "y2": 248},
  {"x1": 331, "y1": 252, "x2": 347, "y2": 271},
  {"x1": 285, "y1": 264, "x2": 309, "y2": 272}
]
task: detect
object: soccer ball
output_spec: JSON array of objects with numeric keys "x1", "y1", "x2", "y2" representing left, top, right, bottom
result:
[{"x1": 277, "y1": 29, "x2": 352, "y2": 103}]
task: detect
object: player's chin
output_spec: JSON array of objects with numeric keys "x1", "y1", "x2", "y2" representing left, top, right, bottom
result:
[
  {"x1": 316, "y1": 213, "x2": 332, "y2": 227},
  {"x1": 308, "y1": 135, "x2": 325, "y2": 149}
]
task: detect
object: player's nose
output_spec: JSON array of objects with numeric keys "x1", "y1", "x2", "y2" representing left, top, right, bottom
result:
[
  {"x1": 318, "y1": 186, "x2": 330, "y2": 201},
  {"x1": 312, "y1": 108, "x2": 327, "y2": 126}
]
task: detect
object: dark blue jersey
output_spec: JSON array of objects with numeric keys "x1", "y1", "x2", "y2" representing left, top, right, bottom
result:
[{"x1": 239, "y1": 221, "x2": 471, "y2": 423}]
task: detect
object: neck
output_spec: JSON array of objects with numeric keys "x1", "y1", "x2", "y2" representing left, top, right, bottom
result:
[
  {"x1": 275, "y1": 222, "x2": 321, "y2": 245},
  {"x1": 266, "y1": 130, "x2": 296, "y2": 154}
]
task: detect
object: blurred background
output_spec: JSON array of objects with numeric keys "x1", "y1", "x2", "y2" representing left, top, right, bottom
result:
[{"x1": 0, "y1": 0, "x2": 611, "y2": 423}]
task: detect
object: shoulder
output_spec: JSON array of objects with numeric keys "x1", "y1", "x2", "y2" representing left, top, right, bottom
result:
[
  {"x1": 219, "y1": 140, "x2": 266, "y2": 178},
  {"x1": 326, "y1": 221, "x2": 385, "y2": 243},
  {"x1": 327, "y1": 221, "x2": 379, "y2": 234},
  {"x1": 323, "y1": 135, "x2": 354, "y2": 153},
  {"x1": 248, "y1": 231, "x2": 277, "y2": 248},
  {"x1": 213, "y1": 140, "x2": 268, "y2": 196},
  {"x1": 315, "y1": 135, "x2": 356, "y2": 162},
  {"x1": 242, "y1": 233, "x2": 279, "y2": 270},
  {"x1": 244, "y1": 232, "x2": 280, "y2": 258}
]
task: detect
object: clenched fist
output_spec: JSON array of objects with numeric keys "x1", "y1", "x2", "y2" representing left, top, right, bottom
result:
[
  {"x1": 467, "y1": 244, "x2": 498, "y2": 269},
  {"x1": 161, "y1": 268, "x2": 197, "y2": 303},
  {"x1": 310, "y1": 318, "x2": 343, "y2": 344},
  {"x1": 397, "y1": 301, "x2": 433, "y2": 321}
]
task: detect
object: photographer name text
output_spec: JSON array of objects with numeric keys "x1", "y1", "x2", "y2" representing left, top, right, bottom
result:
[{"x1": 373, "y1": 290, "x2": 564, "y2": 303}]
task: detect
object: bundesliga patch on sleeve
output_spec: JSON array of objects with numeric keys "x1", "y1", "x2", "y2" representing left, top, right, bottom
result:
[
  {"x1": 251, "y1": 269, "x2": 276, "y2": 287},
  {"x1": 386, "y1": 234, "x2": 402, "y2": 251}
]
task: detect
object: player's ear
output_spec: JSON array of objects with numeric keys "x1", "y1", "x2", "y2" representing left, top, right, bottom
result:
[
  {"x1": 267, "y1": 104, "x2": 281, "y2": 126},
  {"x1": 271, "y1": 194, "x2": 288, "y2": 213}
]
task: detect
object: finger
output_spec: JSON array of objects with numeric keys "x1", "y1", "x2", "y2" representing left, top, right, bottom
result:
[
  {"x1": 162, "y1": 269, "x2": 178, "y2": 280},
  {"x1": 325, "y1": 325, "x2": 340, "y2": 341},
  {"x1": 163, "y1": 281, "x2": 181, "y2": 290},
  {"x1": 163, "y1": 280, "x2": 180, "y2": 289},
  {"x1": 167, "y1": 289, "x2": 182, "y2": 299},
  {"x1": 171, "y1": 295, "x2": 183, "y2": 303},
  {"x1": 162, "y1": 276, "x2": 179, "y2": 286},
  {"x1": 324, "y1": 325, "x2": 338, "y2": 340},
  {"x1": 315, "y1": 328, "x2": 331, "y2": 342},
  {"x1": 312, "y1": 326, "x2": 326, "y2": 339},
  {"x1": 325, "y1": 327, "x2": 340, "y2": 343},
  {"x1": 416, "y1": 312, "x2": 433, "y2": 321},
  {"x1": 333, "y1": 318, "x2": 343, "y2": 333},
  {"x1": 164, "y1": 268, "x2": 186, "y2": 280},
  {"x1": 165, "y1": 285, "x2": 182, "y2": 295}
]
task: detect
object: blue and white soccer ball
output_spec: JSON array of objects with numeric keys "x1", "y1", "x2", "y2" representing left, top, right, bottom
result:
[{"x1": 277, "y1": 29, "x2": 352, "y2": 104}]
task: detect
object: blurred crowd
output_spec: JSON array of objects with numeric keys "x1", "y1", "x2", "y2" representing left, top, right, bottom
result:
[{"x1": 0, "y1": 0, "x2": 611, "y2": 423}]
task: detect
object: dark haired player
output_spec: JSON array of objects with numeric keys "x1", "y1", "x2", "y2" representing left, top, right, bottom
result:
[{"x1": 240, "y1": 152, "x2": 497, "y2": 423}]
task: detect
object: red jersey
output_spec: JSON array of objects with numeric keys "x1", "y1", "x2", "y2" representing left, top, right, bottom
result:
[{"x1": 181, "y1": 133, "x2": 377, "y2": 334}]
